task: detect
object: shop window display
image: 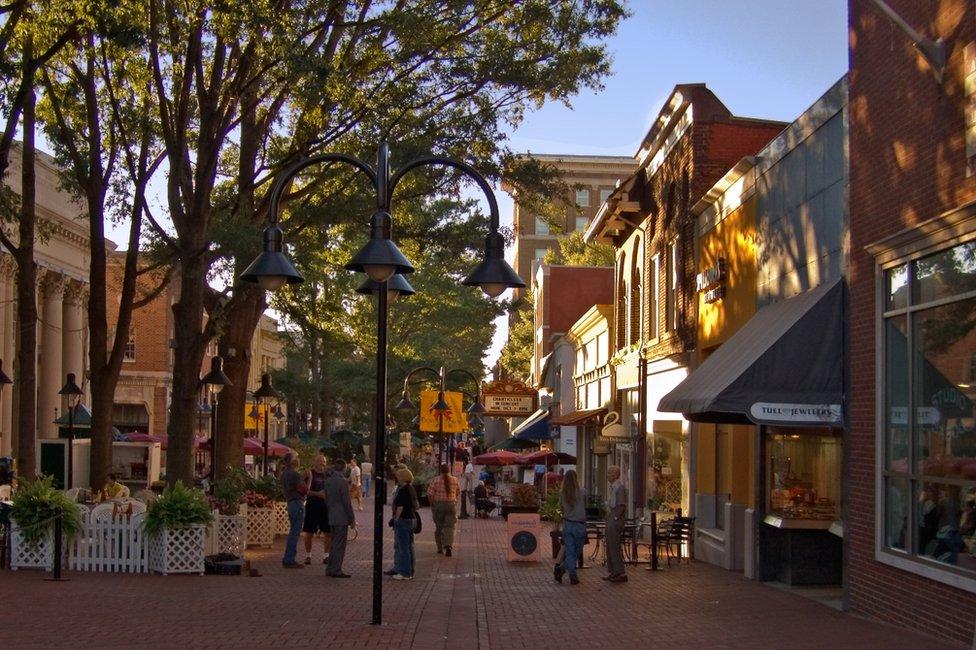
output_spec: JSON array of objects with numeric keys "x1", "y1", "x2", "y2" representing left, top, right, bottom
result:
[
  {"x1": 766, "y1": 431, "x2": 841, "y2": 525},
  {"x1": 881, "y1": 240, "x2": 976, "y2": 576}
]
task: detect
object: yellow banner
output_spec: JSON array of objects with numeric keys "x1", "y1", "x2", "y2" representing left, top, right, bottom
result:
[
  {"x1": 419, "y1": 390, "x2": 466, "y2": 433},
  {"x1": 244, "y1": 404, "x2": 269, "y2": 429}
]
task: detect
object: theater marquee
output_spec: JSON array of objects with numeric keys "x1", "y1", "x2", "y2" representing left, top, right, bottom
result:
[{"x1": 482, "y1": 379, "x2": 537, "y2": 417}]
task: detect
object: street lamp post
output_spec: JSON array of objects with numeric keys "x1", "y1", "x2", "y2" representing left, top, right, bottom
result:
[
  {"x1": 200, "y1": 356, "x2": 232, "y2": 484},
  {"x1": 241, "y1": 141, "x2": 524, "y2": 626},
  {"x1": 58, "y1": 373, "x2": 83, "y2": 489},
  {"x1": 254, "y1": 373, "x2": 282, "y2": 476}
]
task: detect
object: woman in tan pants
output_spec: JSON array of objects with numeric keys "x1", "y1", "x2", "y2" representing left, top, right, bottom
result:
[{"x1": 427, "y1": 463, "x2": 460, "y2": 556}]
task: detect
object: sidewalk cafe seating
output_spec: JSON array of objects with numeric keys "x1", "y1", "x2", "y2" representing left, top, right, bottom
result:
[{"x1": 653, "y1": 515, "x2": 695, "y2": 566}]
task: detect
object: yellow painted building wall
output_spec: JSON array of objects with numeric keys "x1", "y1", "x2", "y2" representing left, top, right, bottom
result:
[{"x1": 695, "y1": 190, "x2": 759, "y2": 508}]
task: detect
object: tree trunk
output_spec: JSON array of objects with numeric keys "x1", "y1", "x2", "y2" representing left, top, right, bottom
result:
[
  {"x1": 214, "y1": 287, "x2": 263, "y2": 480},
  {"x1": 166, "y1": 258, "x2": 209, "y2": 485},
  {"x1": 14, "y1": 73, "x2": 37, "y2": 478}
]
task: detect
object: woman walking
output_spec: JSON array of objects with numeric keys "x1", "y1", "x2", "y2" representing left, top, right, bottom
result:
[
  {"x1": 555, "y1": 469, "x2": 585, "y2": 585},
  {"x1": 428, "y1": 463, "x2": 460, "y2": 556},
  {"x1": 391, "y1": 467, "x2": 417, "y2": 580}
]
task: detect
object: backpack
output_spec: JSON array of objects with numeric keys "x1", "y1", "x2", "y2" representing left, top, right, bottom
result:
[{"x1": 410, "y1": 484, "x2": 422, "y2": 534}]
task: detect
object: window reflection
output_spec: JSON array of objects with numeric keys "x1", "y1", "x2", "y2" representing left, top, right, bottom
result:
[
  {"x1": 912, "y1": 241, "x2": 976, "y2": 305},
  {"x1": 917, "y1": 482, "x2": 976, "y2": 571},
  {"x1": 886, "y1": 263, "x2": 908, "y2": 310}
]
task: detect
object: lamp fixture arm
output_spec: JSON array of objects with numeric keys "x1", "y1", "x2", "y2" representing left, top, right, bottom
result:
[
  {"x1": 388, "y1": 156, "x2": 501, "y2": 232},
  {"x1": 400, "y1": 365, "x2": 440, "y2": 395},
  {"x1": 445, "y1": 368, "x2": 482, "y2": 398},
  {"x1": 266, "y1": 153, "x2": 379, "y2": 227}
]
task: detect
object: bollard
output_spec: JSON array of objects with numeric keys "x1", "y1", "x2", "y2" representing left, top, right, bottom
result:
[
  {"x1": 650, "y1": 511, "x2": 659, "y2": 571},
  {"x1": 45, "y1": 505, "x2": 68, "y2": 582}
]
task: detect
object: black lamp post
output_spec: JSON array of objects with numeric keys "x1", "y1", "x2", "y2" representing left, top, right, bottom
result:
[
  {"x1": 200, "y1": 356, "x2": 232, "y2": 484},
  {"x1": 240, "y1": 142, "x2": 524, "y2": 627},
  {"x1": 395, "y1": 366, "x2": 484, "y2": 467},
  {"x1": 253, "y1": 373, "x2": 282, "y2": 475},
  {"x1": 58, "y1": 373, "x2": 83, "y2": 489},
  {"x1": 0, "y1": 360, "x2": 11, "y2": 457}
]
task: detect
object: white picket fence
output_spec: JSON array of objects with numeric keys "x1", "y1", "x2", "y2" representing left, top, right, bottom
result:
[{"x1": 68, "y1": 513, "x2": 149, "y2": 573}]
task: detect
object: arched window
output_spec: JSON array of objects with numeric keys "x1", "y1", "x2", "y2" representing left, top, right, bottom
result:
[
  {"x1": 630, "y1": 238, "x2": 643, "y2": 345},
  {"x1": 616, "y1": 251, "x2": 627, "y2": 349}
]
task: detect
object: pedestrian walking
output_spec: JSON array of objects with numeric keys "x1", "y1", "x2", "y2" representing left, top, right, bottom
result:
[
  {"x1": 279, "y1": 451, "x2": 308, "y2": 568},
  {"x1": 361, "y1": 459, "x2": 373, "y2": 498},
  {"x1": 323, "y1": 459, "x2": 356, "y2": 578},
  {"x1": 391, "y1": 467, "x2": 417, "y2": 580},
  {"x1": 428, "y1": 463, "x2": 459, "y2": 557},
  {"x1": 302, "y1": 454, "x2": 331, "y2": 565},
  {"x1": 554, "y1": 469, "x2": 585, "y2": 585},
  {"x1": 602, "y1": 465, "x2": 628, "y2": 583},
  {"x1": 349, "y1": 458, "x2": 363, "y2": 511},
  {"x1": 459, "y1": 460, "x2": 475, "y2": 519}
]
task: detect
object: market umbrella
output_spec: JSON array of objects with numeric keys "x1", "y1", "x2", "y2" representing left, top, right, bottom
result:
[
  {"x1": 472, "y1": 450, "x2": 521, "y2": 466},
  {"x1": 244, "y1": 436, "x2": 292, "y2": 457},
  {"x1": 517, "y1": 450, "x2": 576, "y2": 466},
  {"x1": 330, "y1": 429, "x2": 364, "y2": 446},
  {"x1": 489, "y1": 437, "x2": 538, "y2": 452}
]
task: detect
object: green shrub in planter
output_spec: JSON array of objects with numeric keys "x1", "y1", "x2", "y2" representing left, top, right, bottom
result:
[
  {"x1": 11, "y1": 476, "x2": 82, "y2": 547},
  {"x1": 539, "y1": 489, "x2": 563, "y2": 526},
  {"x1": 144, "y1": 481, "x2": 212, "y2": 537}
]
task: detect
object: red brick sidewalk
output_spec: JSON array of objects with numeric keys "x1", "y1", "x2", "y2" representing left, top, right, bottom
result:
[{"x1": 0, "y1": 496, "x2": 954, "y2": 649}]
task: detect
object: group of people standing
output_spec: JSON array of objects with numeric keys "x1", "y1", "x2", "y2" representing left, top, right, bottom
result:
[{"x1": 279, "y1": 452, "x2": 369, "y2": 577}]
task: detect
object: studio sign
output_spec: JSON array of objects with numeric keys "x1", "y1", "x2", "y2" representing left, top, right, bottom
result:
[
  {"x1": 696, "y1": 257, "x2": 727, "y2": 304},
  {"x1": 750, "y1": 402, "x2": 842, "y2": 424}
]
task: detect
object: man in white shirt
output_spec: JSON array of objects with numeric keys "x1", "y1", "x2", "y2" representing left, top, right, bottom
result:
[
  {"x1": 459, "y1": 461, "x2": 476, "y2": 518},
  {"x1": 603, "y1": 465, "x2": 628, "y2": 583},
  {"x1": 361, "y1": 460, "x2": 373, "y2": 498},
  {"x1": 348, "y1": 458, "x2": 363, "y2": 511}
]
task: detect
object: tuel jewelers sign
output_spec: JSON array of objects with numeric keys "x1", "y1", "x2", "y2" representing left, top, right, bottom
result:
[{"x1": 749, "y1": 402, "x2": 842, "y2": 425}]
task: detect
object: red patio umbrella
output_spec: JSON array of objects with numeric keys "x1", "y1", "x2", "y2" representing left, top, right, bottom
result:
[
  {"x1": 243, "y1": 437, "x2": 293, "y2": 457},
  {"x1": 472, "y1": 450, "x2": 521, "y2": 466},
  {"x1": 517, "y1": 450, "x2": 576, "y2": 466}
]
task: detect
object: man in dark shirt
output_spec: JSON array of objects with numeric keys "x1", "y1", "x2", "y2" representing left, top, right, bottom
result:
[
  {"x1": 323, "y1": 459, "x2": 356, "y2": 577},
  {"x1": 280, "y1": 451, "x2": 307, "y2": 568}
]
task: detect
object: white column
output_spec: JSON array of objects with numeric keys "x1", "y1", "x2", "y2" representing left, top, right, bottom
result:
[
  {"x1": 37, "y1": 271, "x2": 65, "y2": 439},
  {"x1": 61, "y1": 281, "x2": 85, "y2": 392}
]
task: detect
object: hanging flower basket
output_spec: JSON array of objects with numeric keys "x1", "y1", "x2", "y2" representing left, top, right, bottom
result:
[{"x1": 148, "y1": 525, "x2": 206, "y2": 575}]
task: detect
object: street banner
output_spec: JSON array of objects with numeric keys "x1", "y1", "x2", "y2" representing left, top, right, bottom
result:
[
  {"x1": 244, "y1": 404, "x2": 268, "y2": 429},
  {"x1": 419, "y1": 390, "x2": 466, "y2": 433}
]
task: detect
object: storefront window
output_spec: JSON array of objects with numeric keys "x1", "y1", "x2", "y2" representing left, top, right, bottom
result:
[
  {"x1": 882, "y1": 240, "x2": 976, "y2": 577},
  {"x1": 766, "y1": 431, "x2": 841, "y2": 522}
]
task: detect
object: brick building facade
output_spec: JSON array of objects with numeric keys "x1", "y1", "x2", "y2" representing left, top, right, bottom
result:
[
  {"x1": 849, "y1": 0, "x2": 976, "y2": 644},
  {"x1": 587, "y1": 84, "x2": 786, "y2": 515}
]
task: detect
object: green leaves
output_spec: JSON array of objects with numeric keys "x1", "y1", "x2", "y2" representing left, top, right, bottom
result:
[
  {"x1": 142, "y1": 481, "x2": 213, "y2": 537},
  {"x1": 10, "y1": 475, "x2": 83, "y2": 547}
]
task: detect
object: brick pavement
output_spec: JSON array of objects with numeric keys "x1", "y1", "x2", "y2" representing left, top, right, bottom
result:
[{"x1": 0, "y1": 495, "x2": 956, "y2": 649}]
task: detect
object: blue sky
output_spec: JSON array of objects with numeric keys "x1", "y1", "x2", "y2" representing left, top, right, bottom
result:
[{"x1": 485, "y1": 0, "x2": 850, "y2": 367}]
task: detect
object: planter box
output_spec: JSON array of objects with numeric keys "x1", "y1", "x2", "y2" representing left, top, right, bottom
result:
[
  {"x1": 273, "y1": 501, "x2": 290, "y2": 536},
  {"x1": 206, "y1": 513, "x2": 246, "y2": 557},
  {"x1": 501, "y1": 505, "x2": 539, "y2": 520},
  {"x1": 245, "y1": 506, "x2": 274, "y2": 548},
  {"x1": 9, "y1": 525, "x2": 53, "y2": 571},
  {"x1": 148, "y1": 525, "x2": 206, "y2": 575}
]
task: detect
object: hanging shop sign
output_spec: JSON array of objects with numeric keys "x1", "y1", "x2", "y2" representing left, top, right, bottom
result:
[
  {"x1": 749, "y1": 402, "x2": 842, "y2": 425},
  {"x1": 601, "y1": 411, "x2": 627, "y2": 438},
  {"x1": 696, "y1": 257, "x2": 727, "y2": 303},
  {"x1": 419, "y1": 390, "x2": 467, "y2": 434},
  {"x1": 591, "y1": 436, "x2": 614, "y2": 455},
  {"x1": 482, "y1": 379, "x2": 537, "y2": 417}
]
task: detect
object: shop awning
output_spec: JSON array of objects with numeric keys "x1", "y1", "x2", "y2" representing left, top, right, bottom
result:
[
  {"x1": 549, "y1": 407, "x2": 607, "y2": 425},
  {"x1": 512, "y1": 408, "x2": 555, "y2": 440},
  {"x1": 658, "y1": 279, "x2": 845, "y2": 427}
]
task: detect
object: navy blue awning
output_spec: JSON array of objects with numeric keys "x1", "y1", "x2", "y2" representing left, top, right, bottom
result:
[{"x1": 512, "y1": 408, "x2": 555, "y2": 440}]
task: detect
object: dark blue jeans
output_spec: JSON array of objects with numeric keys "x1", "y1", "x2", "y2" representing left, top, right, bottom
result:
[
  {"x1": 283, "y1": 500, "x2": 305, "y2": 565},
  {"x1": 393, "y1": 517, "x2": 415, "y2": 577},
  {"x1": 561, "y1": 521, "x2": 586, "y2": 579}
]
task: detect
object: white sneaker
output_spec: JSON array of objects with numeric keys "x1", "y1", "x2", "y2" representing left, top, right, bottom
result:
[{"x1": 392, "y1": 573, "x2": 413, "y2": 581}]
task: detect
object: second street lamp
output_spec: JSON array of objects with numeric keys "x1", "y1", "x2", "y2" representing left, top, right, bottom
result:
[
  {"x1": 241, "y1": 141, "x2": 524, "y2": 627},
  {"x1": 58, "y1": 373, "x2": 83, "y2": 489},
  {"x1": 200, "y1": 356, "x2": 232, "y2": 484},
  {"x1": 253, "y1": 373, "x2": 282, "y2": 475}
]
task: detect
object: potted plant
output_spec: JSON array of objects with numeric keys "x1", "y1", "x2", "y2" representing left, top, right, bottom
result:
[
  {"x1": 539, "y1": 489, "x2": 563, "y2": 558},
  {"x1": 209, "y1": 475, "x2": 247, "y2": 556},
  {"x1": 9, "y1": 476, "x2": 82, "y2": 570},
  {"x1": 145, "y1": 481, "x2": 212, "y2": 575},
  {"x1": 502, "y1": 483, "x2": 540, "y2": 520}
]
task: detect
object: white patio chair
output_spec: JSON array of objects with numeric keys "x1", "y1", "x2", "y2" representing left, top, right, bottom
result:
[
  {"x1": 64, "y1": 487, "x2": 81, "y2": 502},
  {"x1": 132, "y1": 489, "x2": 155, "y2": 506}
]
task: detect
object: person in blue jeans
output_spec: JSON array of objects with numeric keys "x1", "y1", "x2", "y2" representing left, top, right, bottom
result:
[
  {"x1": 279, "y1": 451, "x2": 308, "y2": 568},
  {"x1": 555, "y1": 469, "x2": 585, "y2": 585},
  {"x1": 391, "y1": 467, "x2": 417, "y2": 580}
]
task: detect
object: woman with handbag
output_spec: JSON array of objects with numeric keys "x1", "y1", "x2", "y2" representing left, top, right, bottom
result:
[
  {"x1": 428, "y1": 463, "x2": 460, "y2": 556},
  {"x1": 390, "y1": 467, "x2": 417, "y2": 580}
]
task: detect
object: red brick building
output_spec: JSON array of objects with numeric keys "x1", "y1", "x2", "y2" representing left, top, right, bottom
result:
[{"x1": 849, "y1": 0, "x2": 976, "y2": 644}]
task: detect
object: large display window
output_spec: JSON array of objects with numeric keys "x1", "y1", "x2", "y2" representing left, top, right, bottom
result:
[
  {"x1": 882, "y1": 240, "x2": 976, "y2": 577},
  {"x1": 766, "y1": 429, "x2": 842, "y2": 527}
]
